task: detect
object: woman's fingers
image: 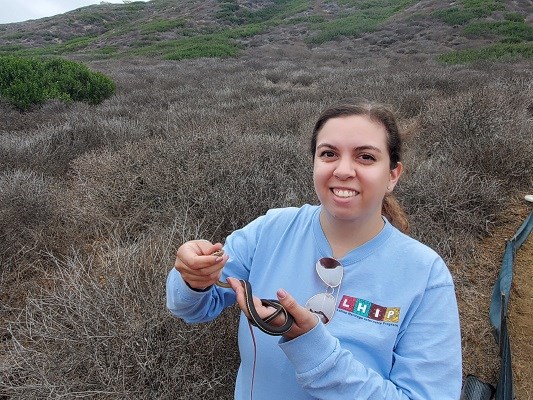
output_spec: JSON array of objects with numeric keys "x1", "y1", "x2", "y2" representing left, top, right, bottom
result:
[
  {"x1": 276, "y1": 288, "x2": 319, "y2": 339},
  {"x1": 227, "y1": 278, "x2": 276, "y2": 320},
  {"x1": 176, "y1": 241, "x2": 224, "y2": 268},
  {"x1": 227, "y1": 277, "x2": 248, "y2": 313},
  {"x1": 174, "y1": 240, "x2": 228, "y2": 289}
]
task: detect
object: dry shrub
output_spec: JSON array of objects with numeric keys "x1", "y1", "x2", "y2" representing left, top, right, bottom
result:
[
  {"x1": 0, "y1": 111, "x2": 150, "y2": 176},
  {"x1": 397, "y1": 158, "x2": 504, "y2": 261},
  {"x1": 416, "y1": 85, "x2": 532, "y2": 187},
  {"x1": 1, "y1": 229, "x2": 239, "y2": 399},
  {"x1": 398, "y1": 81, "x2": 533, "y2": 262},
  {"x1": 0, "y1": 170, "x2": 89, "y2": 314},
  {"x1": 0, "y1": 170, "x2": 64, "y2": 269},
  {"x1": 69, "y1": 126, "x2": 316, "y2": 242},
  {"x1": 0, "y1": 99, "x2": 70, "y2": 133}
]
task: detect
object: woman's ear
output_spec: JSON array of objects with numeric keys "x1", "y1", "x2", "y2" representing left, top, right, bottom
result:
[{"x1": 387, "y1": 162, "x2": 403, "y2": 192}]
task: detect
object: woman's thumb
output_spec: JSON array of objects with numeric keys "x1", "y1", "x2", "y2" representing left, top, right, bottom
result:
[
  {"x1": 277, "y1": 288, "x2": 299, "y2": 312},
  {"x1": 276, "y1": 288, "x2": 319, "y2": 338}
]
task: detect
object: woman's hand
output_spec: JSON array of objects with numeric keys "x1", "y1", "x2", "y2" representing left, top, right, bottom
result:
[
  {"x1": 174, "y1": 240, "x2": 228, "y2": 290},
  {"x1": 227, "y1": 277, "x2": 319, "y2": 340}
]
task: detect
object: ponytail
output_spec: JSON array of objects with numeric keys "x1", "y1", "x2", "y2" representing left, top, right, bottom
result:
[{"x1": 382, "y1": 195, "x2": 409, "y2": 234}]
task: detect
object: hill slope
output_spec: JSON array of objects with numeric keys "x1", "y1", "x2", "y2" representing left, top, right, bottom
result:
[{"x1": 0, "y1": 0, "x2": 531, "y2": 62}]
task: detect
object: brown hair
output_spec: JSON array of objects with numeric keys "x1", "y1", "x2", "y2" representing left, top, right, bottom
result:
[
  {"x1": 311, "y1": 99, "x2": 410, "y2": 233},
  {"x1": 382, "y1": 195, "x2": 410, "y2": 234}
]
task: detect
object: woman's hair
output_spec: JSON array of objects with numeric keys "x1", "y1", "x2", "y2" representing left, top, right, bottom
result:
[
  {"x1": 311, "y1": 99, "x2": 410, "y2": 233},
  {"x1": 381, "y1": 195, "x2": 410, "y2": 234}
]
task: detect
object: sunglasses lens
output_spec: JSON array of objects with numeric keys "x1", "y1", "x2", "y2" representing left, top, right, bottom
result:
[
  {"x1": 305, "y1": 293, "x2": 336, "y2": 325},
  {"x1": 316, "y1": 257, "x2": 343, "y2": 287}
]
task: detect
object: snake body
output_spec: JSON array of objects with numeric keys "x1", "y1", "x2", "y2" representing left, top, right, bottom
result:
[{"x1": 213, "y1": 250, "x2": 294, "y2": 336}]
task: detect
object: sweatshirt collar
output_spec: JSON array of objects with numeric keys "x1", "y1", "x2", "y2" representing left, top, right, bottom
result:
[{"x1": 312, "y1": 205, "x2": 394, "y2": 266}]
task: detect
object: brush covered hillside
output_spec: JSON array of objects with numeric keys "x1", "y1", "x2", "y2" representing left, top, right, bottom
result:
[
  {"x1": 0, "y1": 0, "x2": 532, "y2": 61},
  {"x1": 1, "y1": 0, "x2": 533, "y2": 399}
]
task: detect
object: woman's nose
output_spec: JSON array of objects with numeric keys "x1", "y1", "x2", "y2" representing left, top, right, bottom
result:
[{"x1": 333, "y1": 158, "x2": 356, "y2": 180}]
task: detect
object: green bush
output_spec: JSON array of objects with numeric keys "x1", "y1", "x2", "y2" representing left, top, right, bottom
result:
[
  {"x1": 464, "y1": 21, "x2": 533, "y2": 42},
  {"x1": 308, "y1": 0, "x2": 417, "y2": 44},
  {"x1": 216, "y1": 0, "x2": 242, "y2": 23},
  {"x1": 164, "y1": 36, "x2": 239, "y2": 60},
  {"x1": 0, "y1": 44, "x2": 26, "y2": 55},
  {"x1": 238, "y1": 0, "x2": 308, "y2": 24},
  {"x1": 504, "y1": 12, "x2": 525, "y2": 23},
  {"x1": 54, "y1": 35, "x2": 98, "y2": 53},
  {"x1": 140, "y1": 18, "x2": 186, "y2": 34},
  {"x1": 433, "y1": 0, "x2": 504, "y2": 25},
  {"x1": 438, "y1": 42, "x2": 533, "y2": 63},
  {"x1": 308, "y1": 15, "x2": 378, "y2": 44},
  {"x1": 462, "y1": 0, "x2": 503, "y2": 10},
  {"x1": 432, "y1": 7, "x2": 485, "y2": 25},
  {"x1": 0, "y1": 56, "x2": 115, "y2": 110},
  {"x1": 224, "y1": 23, "x2": 265, "y2": 38}
]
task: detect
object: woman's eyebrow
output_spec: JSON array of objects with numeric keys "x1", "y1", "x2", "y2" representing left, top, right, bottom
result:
[
  {"x1": 316, "y1": 143, "x2": 337, "y2": 150},
  {"x1": 354, "y1": 145, "x2": 382, "y2": 153},
  {"x1": 316, "y1": 143, "x2": 382, "y2": 153}
]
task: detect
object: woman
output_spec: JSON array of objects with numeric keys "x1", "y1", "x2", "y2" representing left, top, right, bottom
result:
[{"x1": 166, "y1": 100, "x2": 462, "y2": 399}]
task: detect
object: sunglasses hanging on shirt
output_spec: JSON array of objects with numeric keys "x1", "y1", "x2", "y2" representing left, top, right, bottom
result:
[{"x1": 305, "y1": 257, "x2": 343, "y2": 325}]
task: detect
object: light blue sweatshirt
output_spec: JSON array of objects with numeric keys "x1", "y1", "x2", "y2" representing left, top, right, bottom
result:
[{"x1": 166, "y1": 205, "x2": 462, "y2": 399}]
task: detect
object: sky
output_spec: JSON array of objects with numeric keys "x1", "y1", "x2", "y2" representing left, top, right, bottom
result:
[{"x1": 0, "y1": 1, "x2": 149, "y2": 24}]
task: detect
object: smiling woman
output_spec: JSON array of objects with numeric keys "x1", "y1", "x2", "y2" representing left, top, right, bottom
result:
[
  {"x1": 312, "y1": 114, "x2": 402, "y2": 251},
  {"x1": 167, "y1": 99, "x2": 463, "y2": 400}
]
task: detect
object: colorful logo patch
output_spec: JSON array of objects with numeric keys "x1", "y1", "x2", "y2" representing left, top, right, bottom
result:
[{"x1": 338, "y1": 295, "x2": 400, "y2": 325}]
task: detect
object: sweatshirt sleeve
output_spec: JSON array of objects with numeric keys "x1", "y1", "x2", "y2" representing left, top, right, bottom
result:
[
  {"x1": 279, "y1": 283, "x2": 462, "y2": 400},
  {"x1": 166, "y1": 268, "x2": 234, "y2": 323}
]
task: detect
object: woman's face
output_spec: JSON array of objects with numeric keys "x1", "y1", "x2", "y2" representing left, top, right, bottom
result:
[{"x1": 313, "y1": 114, "x2": 402, "y2": 226}]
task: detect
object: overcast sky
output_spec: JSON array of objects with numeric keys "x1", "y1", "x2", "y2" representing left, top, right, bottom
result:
[{"x1": 0, "y1": 1, "x2": 149, "y2": 24}]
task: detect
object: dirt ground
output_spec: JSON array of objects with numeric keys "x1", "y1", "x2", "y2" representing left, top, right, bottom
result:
[
  {"x1": 508, "y1": 205, "x2": 533, "y2": 400},
  {"x1": 461, "y1": 197, "x2": 532, "y2": 399},
  {"x1": 483, "y1": 198, "x2": 532, "y2": 399}
]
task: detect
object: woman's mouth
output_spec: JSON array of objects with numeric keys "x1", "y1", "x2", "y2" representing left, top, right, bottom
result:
[{"x1": 332, "y1": 188, "x2": 357, "y2": 198}]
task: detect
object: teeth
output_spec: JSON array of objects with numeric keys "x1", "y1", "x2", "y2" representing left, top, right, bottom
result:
[{"x1": 333, "y1": 189, "x2": 356, "y2": 198}]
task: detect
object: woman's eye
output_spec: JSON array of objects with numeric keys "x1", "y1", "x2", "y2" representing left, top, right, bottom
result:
[
  {"x1": 359, "y1": 154, "x2": 376, "y2": 162},
  {"x1": 320, "y1": 150, "x2": 335, "y2": 158}
]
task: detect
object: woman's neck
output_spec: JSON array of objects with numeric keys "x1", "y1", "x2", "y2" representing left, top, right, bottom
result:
[{"x1": 319, "y1": 211, "x2": 384, "y2": 259}]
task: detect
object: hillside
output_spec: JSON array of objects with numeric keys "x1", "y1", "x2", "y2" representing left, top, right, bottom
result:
[{"x1": 0, "y1": 0, "x2": 531, "y2": 62}]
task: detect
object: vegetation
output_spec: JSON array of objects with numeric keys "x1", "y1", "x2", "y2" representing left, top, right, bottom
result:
[
  {"x1": 1, "y1": 53, "x2": 532, "y2": 398},
  {"x1": 0, "y1": 35, "x2": 99, "y2": 57},
  {"x1": 434, "y1": 0, "x2": 531, "y2": 63},
  {"x1": 0, "y1": 0, "x2": 530, "y2": 63},
  {"x1": 438, "y1": 42, "x2": 533, "y2": 63},
  {"x1": 0, "y1": 0, "x2": 532, "y2": 398},
  {"x1": 0, "y1": 55, "x2": 115, "y2": 109},
  {"x1": 464, "y1": 20, "x2": 533, "y2": 42},
  {"x1": 433, "y1": 0, "x2": 504, "y2": 25},
  {"x1": 239, "y1": 0, "x2": 310, "y2": 24},
  {"x1": 140, "y1": 18, "x2": 186, "y2": 34},
  {"x1": 308, "y1": 0, "x2": 418, "y2": 44},
  {"x1": 216, "y1": 0, "x2": 242, "y2": 23},
  {"x1": 164, "y1": 35, "x2": 239, "y2": 60}
]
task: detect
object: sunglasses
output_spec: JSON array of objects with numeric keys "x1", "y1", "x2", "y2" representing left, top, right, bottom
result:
[{"x1": 305, "y1": 257, "x2": 343, "y2": 325}]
